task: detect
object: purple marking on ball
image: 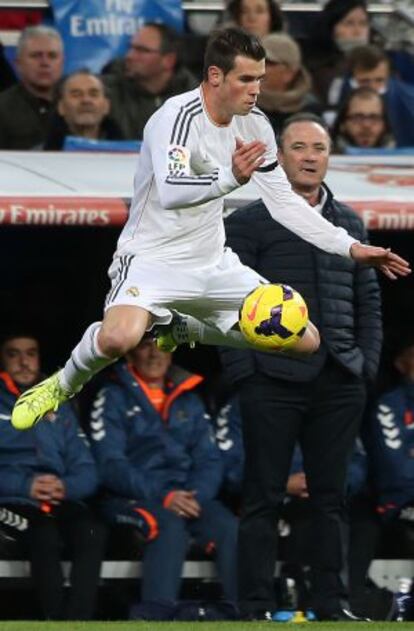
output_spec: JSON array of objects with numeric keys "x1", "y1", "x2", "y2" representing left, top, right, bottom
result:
[
  {"x1": 254, "y1": 305, "x2": 292, "y2": 339},
  {"x1": 281, "y1": 285, "x2": 294, "y2": 301}
]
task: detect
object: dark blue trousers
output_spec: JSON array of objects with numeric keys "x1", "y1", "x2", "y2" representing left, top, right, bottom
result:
[{"x1": 103, "y1": 497, "x2": 238, "y2": 605}]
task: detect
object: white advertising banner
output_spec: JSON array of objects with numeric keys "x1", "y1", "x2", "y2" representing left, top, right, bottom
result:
[{"x1": 0, "y1": 152, "x2": 413, "y2": 229}]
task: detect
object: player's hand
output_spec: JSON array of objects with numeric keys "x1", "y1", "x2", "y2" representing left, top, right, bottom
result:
[
  {"x1": 350, "y1": 242, "x2": 411, "y2": 280},
  {"x1": 166, "y1": 490, "x2": 201, "y2": 518},
  {"x1": 232, "y1": 137, "x2": 266, "y2": 184},
  {"x1": 30, "y1": 474, "x2": 61, "y2": 501},
  {"x1": 49, "y1": 478, "x2": 66, "y2": 503}
]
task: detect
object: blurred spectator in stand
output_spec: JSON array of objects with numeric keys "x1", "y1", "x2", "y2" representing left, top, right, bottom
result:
[
  {"x1": 0, "y1": 334, "x2": 106, "y2": 620},
  {"x1": 0, "y1": 41, "x2": 16, "y2": 91},
  {"x1": 332, "y1": 87, "x2": 395, "y2": 153},
  {"x1": 43, "y1": 70, "x2": 124, "y2": 151},
  {"x1": 366, "y1": 338, "x2": 414, "y2": 556},
  {"x1": 224, "y1": 0, "x2": 284, "y2": 38},
  {"x1": 0, "y1": 25, "x2": 63, "y2": 149},
  {"x1": 257, "y1": 33, "x2": 321, "y2": 136},
  {"x1": 221, "y1": 113, "x2": 382, "y2": 621},
  {"x1": 338, "y1": 45, "x2": 414, "y2": 148},
  {"x1": 346, "y1": 44, "x2": 391, "y2": 94},
  {"x1": 304, "y1": 0, "x2": 373, "y2": 113},
  {"x1": 90, "y1": 337, "x2": 238, "y2": 621},
  {"x1": 104, "y1": 23, "x2": 198, "y2": 140}
]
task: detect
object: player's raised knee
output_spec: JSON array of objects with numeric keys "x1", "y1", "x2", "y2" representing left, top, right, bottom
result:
[{"x1": 97, "y1": 327, "x2": 140, "y2": 358}]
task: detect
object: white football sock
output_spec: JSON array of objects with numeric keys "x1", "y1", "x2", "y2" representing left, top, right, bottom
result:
[
  {"x1": 59, "y1": 322, "x2": 116, "y2": 393},
  {"x1": 183, "y1": 315, "x2": 249, "y2": 349}
]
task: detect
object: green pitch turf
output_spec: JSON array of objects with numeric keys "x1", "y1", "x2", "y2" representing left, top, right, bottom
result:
[{"x1": 0, "y1": 623, "x2": 413, "y2": 631}]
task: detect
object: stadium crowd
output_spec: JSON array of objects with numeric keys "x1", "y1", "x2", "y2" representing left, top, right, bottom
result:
[
  {"x1": 1, "y1": 0, "x2": 414, "y2": 152},
  {"x1": 1, "y1": 0, "x2": 414, "y2": 622}
]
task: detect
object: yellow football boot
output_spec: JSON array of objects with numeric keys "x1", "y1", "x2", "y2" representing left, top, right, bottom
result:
[{"x1": 11, "y1": 372, "x2": 72, "y2": 430}]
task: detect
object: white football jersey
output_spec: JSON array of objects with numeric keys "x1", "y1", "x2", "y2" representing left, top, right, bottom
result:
[{"x1": 116, "y1": 86, "x2": 355, "y2": 267}]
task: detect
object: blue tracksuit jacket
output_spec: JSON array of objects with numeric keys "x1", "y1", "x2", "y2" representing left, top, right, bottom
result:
[
  {"x1": 0, "y1": 371, "x2": 98, "y2": 504},
  {"x1": 365, "y1": 383, "x2": 414, "y2": 518},
  {"x1": 90, "y1": 361, "x2": 223, "y2": 504}
]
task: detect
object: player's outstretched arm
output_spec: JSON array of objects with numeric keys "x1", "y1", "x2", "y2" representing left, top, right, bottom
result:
[{"x1": 350, "y1": 243, "x2": 411, "y2": 279}]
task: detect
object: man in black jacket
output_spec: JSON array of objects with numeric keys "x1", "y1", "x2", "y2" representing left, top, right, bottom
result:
[
  {"x1": 0, "y1": 25, "x2": 63, "y2": 149},
  {"x1": 221, "y1": 113, "x2": 382, "y2": 621}
]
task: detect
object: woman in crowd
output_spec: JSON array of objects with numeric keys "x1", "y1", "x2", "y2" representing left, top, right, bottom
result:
[
  {"x1": 225, "y1": 0, "x2": 284, "y2": 38},
  {"x1": 304, "y1": 0, "x2": 373, "y2": 108}
]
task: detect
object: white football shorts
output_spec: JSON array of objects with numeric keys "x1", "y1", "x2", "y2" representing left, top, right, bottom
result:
[{"x1": 104, "y1": 248, "x2": 267, "y2": 333}]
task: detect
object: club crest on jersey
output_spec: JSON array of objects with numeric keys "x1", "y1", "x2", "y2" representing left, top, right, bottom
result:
[
  {"x1": 167, "y1": 145, "x2": 190, "y2": 176},
  {"x1": 126, "y1": 286, "x2": 140, "y2": 297}
]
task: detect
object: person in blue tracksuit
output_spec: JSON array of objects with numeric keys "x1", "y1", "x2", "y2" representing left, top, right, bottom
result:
[
  {"x1": 90, "y1": 336, "x2": 238, "y2": 620},
  {"x1": 366, "y1": 340, "x2": 414, "y2": 524},
  {"x1": 0, "y1": 333, "x2": 106, "y2": 620},
  {"x1": 213, "y1": 396, "x2": 244, "y2": 500}
]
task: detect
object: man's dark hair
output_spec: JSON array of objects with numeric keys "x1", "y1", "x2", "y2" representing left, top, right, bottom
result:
[
  {"x1": 144, "y1": 21, "x2": 181, "y2": 58},
  {"x1": 348, "y1": 44, "x2": 390, "y2": 74},
  {"x1": 203, "y1": 27, "x2": 265, "y2": 80},
  {"x1": 0, "y1": 333, "x2": 39, "y2": 356},
  {"x1": 278, "y1": 112, "x2": 330, "y2": 149},
  {"x1": 227, "y1": 0, "x2": 284, "y2": 33}
]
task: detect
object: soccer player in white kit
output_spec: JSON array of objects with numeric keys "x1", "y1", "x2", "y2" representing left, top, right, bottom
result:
[{"x1": 12, "y1": 28, "x2": 410, "y2": 430}]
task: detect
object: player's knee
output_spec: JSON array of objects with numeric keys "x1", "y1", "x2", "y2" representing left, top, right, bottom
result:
[{"x1": 97, "y1": 327, "x2": 138, "y2": 358}]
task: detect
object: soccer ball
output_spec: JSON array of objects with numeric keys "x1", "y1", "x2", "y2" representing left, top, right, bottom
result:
[{"x1": 239, "y1": 283, "x2": 308, "y2": 350}]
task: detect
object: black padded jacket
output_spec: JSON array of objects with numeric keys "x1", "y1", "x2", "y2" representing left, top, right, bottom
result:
[{"x1": 220, "y1": 185, "x2": 383, "y2": 385}]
